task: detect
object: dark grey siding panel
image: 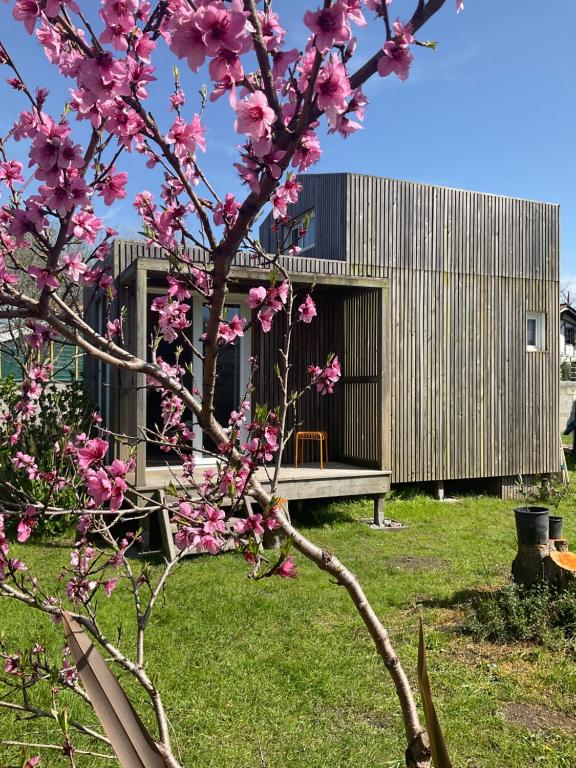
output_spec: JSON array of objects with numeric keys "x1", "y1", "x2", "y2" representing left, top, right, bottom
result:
[{"x1": 259, "y1": 174, "x2": 348, "y2": 261}]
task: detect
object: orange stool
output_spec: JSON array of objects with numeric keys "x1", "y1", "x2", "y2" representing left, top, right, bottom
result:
[{"x1": 295, "y1": 430, "x2": 328, "y2": 468}]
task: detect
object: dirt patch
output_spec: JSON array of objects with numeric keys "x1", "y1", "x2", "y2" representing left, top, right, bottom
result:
[
  {"x1": 385, "y1": 556, "x2": 448, "y2": 572},
  {"x1": 501, "y1": 702, "x2": 576, "y2": 734}
]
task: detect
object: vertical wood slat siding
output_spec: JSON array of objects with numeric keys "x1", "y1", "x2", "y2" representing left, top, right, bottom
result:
[{"x1": 342, "y1": 174, "x2": 560, "y2": 483}]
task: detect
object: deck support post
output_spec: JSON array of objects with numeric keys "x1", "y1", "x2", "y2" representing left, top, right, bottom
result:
[
  {"x1": 433, "y1": 481, "x2": 444, "y2": 501},
  {"x1": 371, "y1": 494, "x2": 386, "y2": 528}
]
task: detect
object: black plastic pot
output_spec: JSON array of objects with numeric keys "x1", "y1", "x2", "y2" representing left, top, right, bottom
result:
[
  {"x1": 514, "y1": 506, "x2": 549, "y2": 546},
  {"x1": 549, "y1": 515, "x2": 564, "y2": 540}
]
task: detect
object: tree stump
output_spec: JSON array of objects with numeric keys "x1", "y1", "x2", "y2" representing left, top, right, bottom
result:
[{"x1": 512, "y1": 541, "x2": 576, "y2": 588}]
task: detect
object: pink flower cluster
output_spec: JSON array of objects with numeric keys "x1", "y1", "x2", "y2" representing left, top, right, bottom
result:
[
  {"x1": 246, "y1": 280, "x2": 289, "y2": 333},
  {"x1": 72, "y1": 436, "x2": 132, "y2": 512},
  {"x1": 242, "y1": 412, "x2": 280, "y2": 466},
  {"x1": 151, "y1": 295, "x2": 191, "y2": 343},
  {"x1": 308, "y1": 355, "x2": 342, "y2": 395},
  {"x1": 271, "y1": 176, "x2": 302, "y2": 220},
  {"x1": 0, "y1": 514, "x2": 28, "y2": 582},
  {"x1": 174, "y1": 501, "x2": 227, "y2": 555}
]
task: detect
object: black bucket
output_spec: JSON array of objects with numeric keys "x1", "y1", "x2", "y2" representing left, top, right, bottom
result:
[
  {"x1": 549, "y1": 515, "x2": 564, "y2": 540},
  {"x1": 514, "y1": 507, "x2": 549, "y2": 546}
]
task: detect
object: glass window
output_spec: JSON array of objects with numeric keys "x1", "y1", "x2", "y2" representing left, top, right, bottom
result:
[
  {"x1": 527, "y1": 312, "x2": 546, "y2": 351},
  {"x1": 282, "y1": 210, "x2": 315, "y2": 252},
  {"x1": 565, "y1": 325, "x2": 575, "y2": 345}
]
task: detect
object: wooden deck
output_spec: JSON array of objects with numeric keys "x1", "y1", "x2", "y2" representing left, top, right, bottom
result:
[
  {"x1": 133, "y1": 463, "x2": 392, "y2": 557},
  {"x1": 137, "y1": 461, "x2": 391, "y2": 500}
]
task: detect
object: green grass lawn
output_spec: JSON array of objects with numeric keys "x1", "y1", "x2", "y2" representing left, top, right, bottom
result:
[{"x1": 2, "y1": 471, "x2": 576, "y2": 767}]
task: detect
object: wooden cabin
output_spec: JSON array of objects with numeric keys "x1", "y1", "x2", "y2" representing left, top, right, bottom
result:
[{"x1": 85, "y1": 173, "x2": 560, "y2": 508}]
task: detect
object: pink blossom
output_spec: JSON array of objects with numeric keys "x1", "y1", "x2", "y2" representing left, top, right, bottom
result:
[
  {"x1": 213, "y1": 192, "x2": 241, "y2": 228},
  {"x1": 342, "y1": 0, "x2": 366, "y2": 26},
  {"x1": 99, "y1": 170, "x2": 128, "y2": 206},
  {"x1": 365, "y1": 0, "x2": 393, "y2": 11},
  {"x1": 298, "y1": 295, "x2": 317, "y2": 324},
  {"x1": 169, "y1": 89, "x2": 186, "y2": 111},
  {"x1": 23, "y1": 757, "x2": 41, "y2": 768},
  {"x1": 234, "y1": 514, "x2": 265, "y2": 536},
  {"x1": 104, "y1": 578, "x2": 118, "y2": 597},
  {"x1": 377, "y1": 40, "x2": 413, "y2": 81},
  {"x1": 304, "y1": 4, "x2": 351, "y2": 53},
  {"x1": 4, "y1": 654, "x2": 20, "y2": 675},
  {"x1": 28, "y1": 265, "x2": 59, "y2": 290},
  {"x1": 246, "y1": 286, "x2": 267, "y2": 309},
  {"x1": 77, "y1": 438, "x2": 109, "y2": 470},
  {"x1": 61, "y1": 252, "x2": 88, "y2": 283},
  {"x1": 258, "y1": 10, "x2": 286, "y2": 51},
  {"x1": 17, "y1": 505, "x2": 37, "y2": 543},
  {"x1": 169, "y1": 12, "x2": 207, "y2": 72},
  {"x1": 271, "y1": 176, "x2": 302, "y2": 220},
  {"x1": 196, "y1": 4, "x2": 249, "y2": 56},
  {"x1": 70, "y1": 211, "x2": 102, "y2": 243},
  {"x1": 12, "y1": 0, "x2": 41, "y2": 35},
  {"x1": 0, "y1": 160, "x2": 24, "y2": 187},
  {"x1": 151, "y1": 296, "x2": 191, "y2": 343},
  {"x1": 457, "y1": 0, "x2": 464, "y2": 11},
  {"x1": 12, "y1": 452, "x2": 39, "y2": 480},
  {"x1": 25, "y1": 321, "x2": 52, "y2": 350},
  {"x1": 274, "y1": 556, "x2": 298, "y2": 579},
  {"x1": 272, "y1": 48, "x2": 299, "y2": 81},
  {"x1": 235, "y1": 91, "x2": 277, "y2": 141},
  {"x1": 85, "y1": 468, "x2": 112, "y2": 507},
  {"x1": 209, "y1": 49, "x2": 244, "y2": 84},
  {"x1": 315, "y1": 58, "x2": 352, "y2": 124},
  {"x1": 292, "y1": 130, "x2": 322, "y2": 172},
  {"x1": 107, "y1": 318, "x2": 122, "y2": 338},
  {"x1": 166, "y1": 115, "x2": 206, "y2": 159},
  {"x1": 218, "y1": 315, "x2": 245, "y2": 344}
]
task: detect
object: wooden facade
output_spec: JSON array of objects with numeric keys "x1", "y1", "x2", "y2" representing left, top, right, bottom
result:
[
  {"x1": 261, "y1": 173, "x2": 560, "y2": 485},
  {"x1": 84, "y1": 173, "x2": 560, "y2": 495}
]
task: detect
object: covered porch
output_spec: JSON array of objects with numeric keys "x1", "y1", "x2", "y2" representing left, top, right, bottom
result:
[{"x1": 88, "y1": 243, "x2": 393, "y2": 553}]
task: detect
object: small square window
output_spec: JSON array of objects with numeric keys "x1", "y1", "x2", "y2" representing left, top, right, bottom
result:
[{"x1": 527, "y1": 312, "x2": 546, "y2": 351}]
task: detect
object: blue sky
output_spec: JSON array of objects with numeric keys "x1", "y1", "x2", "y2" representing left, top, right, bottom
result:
[{"x1": 1, "y1": 0, "x2": 575, "y2": 283}]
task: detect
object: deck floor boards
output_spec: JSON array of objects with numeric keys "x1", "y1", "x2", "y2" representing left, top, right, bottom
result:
[{"x1": 133, "y1": 462, "x2": 391, "y2": 501}]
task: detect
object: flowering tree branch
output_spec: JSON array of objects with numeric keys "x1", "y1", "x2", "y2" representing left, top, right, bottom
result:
[{"x1": 0, "y1": 1, "x2": 465, "y2": 766}]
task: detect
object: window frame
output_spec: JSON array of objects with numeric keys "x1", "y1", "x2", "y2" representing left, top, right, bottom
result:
[
  {"x1": 526, "y1": 311, "x2": 546, "y2": 352},
  {"x1": 282, "y1": 209, "x2": 315, "y2": 253}
]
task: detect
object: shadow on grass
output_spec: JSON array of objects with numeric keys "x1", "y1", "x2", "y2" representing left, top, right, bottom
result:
[
  {"x1": 419, "y1": 586, "x2": 499, "y2": 610},
  {"x1": 290, "y1": 498, "x2": 360, "y2": 528}
]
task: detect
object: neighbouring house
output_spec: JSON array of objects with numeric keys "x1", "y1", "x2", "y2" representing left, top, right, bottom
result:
[
  {"x1": 0, "y1": 326, "x2": 83, "y2": 383},
  {"x1": 560, "y1": 304, "x2": 576, "y2": 377},
  {"x1": 85, "y1": 173, "x2": 560, "y2": 507},
  {"x1": 559, "y1": 304, "x2": 576, "y2": 437}
]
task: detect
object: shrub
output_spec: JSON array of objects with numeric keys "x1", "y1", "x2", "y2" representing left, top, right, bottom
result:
[
  {"x1": 465, "y1": 581, "x2": 576, "y2": 649},
  {"x1": 0, "y1": 376, "x2": 94, "y2": 538}
]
